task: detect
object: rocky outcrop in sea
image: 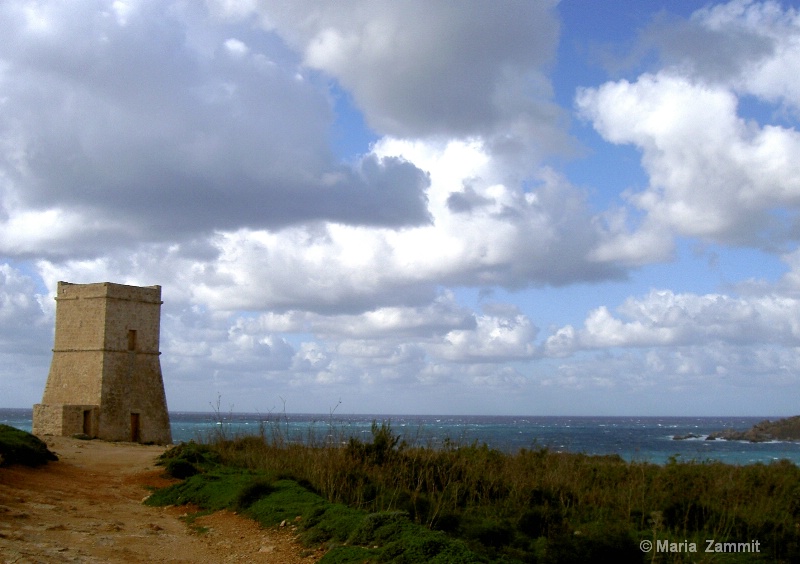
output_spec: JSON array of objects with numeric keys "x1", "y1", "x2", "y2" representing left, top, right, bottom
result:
[{"x1": 673, "y1": 416, "x2": 800, "y2": 443}]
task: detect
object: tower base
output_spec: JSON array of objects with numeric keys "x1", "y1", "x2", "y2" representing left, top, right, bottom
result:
[{"x1": 33, "y1": 404, "x2": 99, "y2": 438}]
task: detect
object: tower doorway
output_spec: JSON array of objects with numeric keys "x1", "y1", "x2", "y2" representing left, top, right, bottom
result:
[
  {"x1": 83, "y1": 409, "x2": 92, "y2": 436},
  {"x1": 130, "y1": 413, "x2": 141, "y2": 442}
]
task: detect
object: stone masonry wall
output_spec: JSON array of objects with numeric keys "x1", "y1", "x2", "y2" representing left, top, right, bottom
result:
[{"x1": 32, "y1": 404, "x2": 98, "y2": 436}]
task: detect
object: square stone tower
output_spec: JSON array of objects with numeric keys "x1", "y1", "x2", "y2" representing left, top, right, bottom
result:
[{"x1": 33, "y1": 281, "x2": 172, "y2": 444}]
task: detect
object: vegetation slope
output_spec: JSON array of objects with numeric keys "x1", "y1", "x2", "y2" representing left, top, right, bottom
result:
[{"x1": 145, "y1": 422, "x2": 800, "y2": 563}]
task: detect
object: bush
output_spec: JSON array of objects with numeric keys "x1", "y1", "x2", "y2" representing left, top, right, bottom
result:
[
  {"x1": 165, "y1": 458, "x2": 200, "y2": 479},
  {"x1": 544, "y1": 527, "x2": 643, "y2": 564},
  {"x1": 0, "y1": 425, "x2": 58, "y2": 467},
  {"x1": 234, "y1": 479, "x2": 274, "y2": 511},
  {"x1": 346, "y1": 421, "x2": 405, "y2": 466},
  {"x1": 348, "y1": 511, "x2": 411, "y2": 545},
  {"x1": 144, "y1": 468, "x2": 258, "y2": 510},
  {"x1": 157, "y1": 441, "x2": 220, "y2": 468}
]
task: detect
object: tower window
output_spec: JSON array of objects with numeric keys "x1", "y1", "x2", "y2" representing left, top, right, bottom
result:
[{"x1": 127, "y1": 329, "x2": 137, "y2": 351}]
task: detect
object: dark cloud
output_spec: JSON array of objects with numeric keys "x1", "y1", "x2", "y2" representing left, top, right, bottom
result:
[
  {"x1": 0, "y1": 1, "x2": 431, "y2": 256},
  {"x1": 446, "y1": 185, "x2": 493, "y2": 214},
  {"x1": 252, "y1": 0, "x2": 566, "y2": 153}
]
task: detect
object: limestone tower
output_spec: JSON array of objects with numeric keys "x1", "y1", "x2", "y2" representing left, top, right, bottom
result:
[{"x1": 33, "y1": 282, "x2": 172, "y2": 444}]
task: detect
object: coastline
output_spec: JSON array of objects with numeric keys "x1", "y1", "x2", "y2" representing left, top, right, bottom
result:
[{"x1": 2, "y1": 409, "x2": 800, "y2": 465}]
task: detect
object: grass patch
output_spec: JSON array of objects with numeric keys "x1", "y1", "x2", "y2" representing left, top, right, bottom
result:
[
  {"x1": 145, "y1": 467, "x2": 262, "y2": 510},
  {"x1": 0, "y1": 424, "x2": 58, "y2": 467},
  {"x1": 145, "y1": 461, "x2": 482, "y2": 562},
  {"x1": 179, "y1": 508, "x2": 214, "y2": 535}
]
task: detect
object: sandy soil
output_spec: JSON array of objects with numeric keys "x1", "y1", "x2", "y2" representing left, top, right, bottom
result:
[{"x1": 0, "y1": 437, "x2": 323, "y2": 563}]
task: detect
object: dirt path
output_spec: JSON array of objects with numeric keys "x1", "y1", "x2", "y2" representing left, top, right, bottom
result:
[{"x1": 0, "y1": 437, "x2": 322, "y2": 563}]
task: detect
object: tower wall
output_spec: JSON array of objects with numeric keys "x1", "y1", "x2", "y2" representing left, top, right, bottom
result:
[{"x1": 33, "y1": 281, "x2": 172, "y2": 444}]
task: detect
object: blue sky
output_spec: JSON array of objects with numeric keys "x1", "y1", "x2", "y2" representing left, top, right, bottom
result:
[{"x1": 2, "y1": 0, "x2": 800, "y2": 415}]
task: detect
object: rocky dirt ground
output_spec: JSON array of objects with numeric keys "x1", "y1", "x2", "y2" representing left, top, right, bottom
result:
[{"x1": 0, "y1": 437, "x2": 323, "y2": 563}]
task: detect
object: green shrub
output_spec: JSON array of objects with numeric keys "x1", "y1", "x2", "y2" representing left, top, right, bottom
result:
[
  {"x1": 379, "y1": 531, "x2": 483, "y2": 564},
  {"x1": 234, "y1": 479, "x2": 274, "y2": 510},
  {"x1": 517, "y1": 506, "x2": 563, "y2": 538},
  {"x1": 318, "y1": 546, "x2": 378, "y2": 563},
  {"x1": 156, "y1": 440, "x2": 220, "y2": 469},
  {"x1": 246, "y1": 480, "x2": 332, "y2": 530},
  {"x1": 144, "y1": 468, "x2": 259, "y2": 510},
  {"x1": 164, "y1": 458, "x2": 200, "y2": 479},
  {"x1": 345, "y1": 421, "x2": 405, "y2": 466},
  {"x1": 0, "y1": 424, "x2": 58, "y2": 467},
  {"x1": 348, "y1": 511, "x2": 412, "y2": 545},
  {"x1": 543, "y1": 527, "x2": 643, "y2": 564}
]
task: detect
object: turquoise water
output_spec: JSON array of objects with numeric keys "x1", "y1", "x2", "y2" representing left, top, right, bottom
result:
[{"x1": 3, "y1": 408, "x2": 799, "y2": 465}]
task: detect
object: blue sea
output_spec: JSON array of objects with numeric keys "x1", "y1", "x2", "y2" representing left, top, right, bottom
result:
[{"x1": 3, "y1": 408, "x2": 799, "y2": 466}]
